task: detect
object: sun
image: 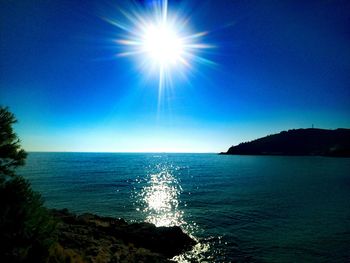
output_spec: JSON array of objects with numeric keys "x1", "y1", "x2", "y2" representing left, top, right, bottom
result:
[
  {"x1": 142, "y1": 22, "x2": 184, "y2": 67},
  {"x1": 107, "y1": 0, "x2": 214, "y2": 95}
]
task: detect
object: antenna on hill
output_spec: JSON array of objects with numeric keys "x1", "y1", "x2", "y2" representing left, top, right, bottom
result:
[{"x1": 312, "y1": 124, "x2": 314, "y2": 128}]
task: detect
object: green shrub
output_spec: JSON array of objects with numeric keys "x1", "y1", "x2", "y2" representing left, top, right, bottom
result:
[
  {"x1": 0, "y1": 176, "x2": 57, "y2": 262},
  {"x1": 0, "y1": 106, "x2": 57, "y2": 262},
  {"x1": 0, "y1": 106, "x2": 27, "y2": 177}
]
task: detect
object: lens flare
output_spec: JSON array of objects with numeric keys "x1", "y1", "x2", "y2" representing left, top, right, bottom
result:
[
  {"x1": 142, "y1": 23, "x2": 184, "y2": 66},
  {"x1": 107, "y1": 0, "x2": 214, "y2": 97}
]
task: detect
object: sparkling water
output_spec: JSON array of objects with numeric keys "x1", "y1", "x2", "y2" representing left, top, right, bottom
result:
[{"x1": 19, "y1": 153, "x2": 350, "y2": 262}]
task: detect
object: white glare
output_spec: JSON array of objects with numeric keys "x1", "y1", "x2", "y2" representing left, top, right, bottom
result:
[
  {"x1": 136, "y1": 164, "x2": 209, "y2": 262},
  {"x1": 108, "y1": 0, "x2": 214, "y2": 96},
  {"x1": 142, "y1": 23, "x2": 184, "y2": 66},
  {"x1": 142, "y1": 168, "x2": 184, "y2": 227}
]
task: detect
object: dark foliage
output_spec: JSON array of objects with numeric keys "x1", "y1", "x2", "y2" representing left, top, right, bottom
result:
[
  {"x1": 0, "y1": 176, "x2": 57, "y2": 262},
  {"x1": 222, "y1": 128, "x2": 350, "y2": 157},
  {"x1": 0, "y1": 106, "x2": 57, "y2": 262},
  {"x1": 0, "y1": 106, "x2": 27, "y2": 177}
]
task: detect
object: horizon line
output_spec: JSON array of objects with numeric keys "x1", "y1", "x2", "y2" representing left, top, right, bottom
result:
[{"x1": 26, "y1": 151, "x2": 219, "y2": 154}]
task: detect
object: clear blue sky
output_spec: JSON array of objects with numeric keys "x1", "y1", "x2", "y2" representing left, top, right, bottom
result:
[{"x1": 1, "y1": 0, "x2": 350, "y2": 152}]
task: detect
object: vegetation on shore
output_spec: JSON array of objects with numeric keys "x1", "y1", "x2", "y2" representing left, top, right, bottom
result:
[
  {"x1": 222, "y1": 128, "x2": 350, "y2": 157},
  {"x1": 0, "y1": 106, "x2": 57, "y2": 262}
]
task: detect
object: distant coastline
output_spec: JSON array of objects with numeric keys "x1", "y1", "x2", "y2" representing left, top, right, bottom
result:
[{"x1": 221, "y1": 128, "x2": 350, "y2": 157}]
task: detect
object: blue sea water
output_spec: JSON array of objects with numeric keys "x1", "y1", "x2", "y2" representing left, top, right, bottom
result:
[{"x1": 18, "y1": 153, "x2": 350, "y2": 262}]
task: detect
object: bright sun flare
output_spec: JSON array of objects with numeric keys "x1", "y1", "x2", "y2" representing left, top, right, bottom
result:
[
  {"x1": 107, "y1": 0, "x2": 214, "y2": 95},
  {"x1": 142, "y1": 23, "x2": 184, "y2": 66}
]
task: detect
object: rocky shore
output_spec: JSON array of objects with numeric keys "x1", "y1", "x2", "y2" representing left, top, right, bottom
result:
[{"x1": 50, "y1": 209, "x2": 196, "y2": 263}]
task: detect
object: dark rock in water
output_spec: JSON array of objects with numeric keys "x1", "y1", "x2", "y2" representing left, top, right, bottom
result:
[
  {"x1": 50, "y1": 209, "x2": 196, "y2": 262},
  {"x1": 221, "y1": 128, "x2": 350, "y2": 157},
  {"x1": 125, "y1": 222, "x2": 195, "y2": 257}
]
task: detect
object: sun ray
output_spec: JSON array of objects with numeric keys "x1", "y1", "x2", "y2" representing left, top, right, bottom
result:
[{"x1": 107, "y1": 0, "x2": 215, "y2": 104}]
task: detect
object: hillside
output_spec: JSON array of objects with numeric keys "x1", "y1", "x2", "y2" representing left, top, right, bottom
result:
[{"x1": 221, "y1": 128, "x2": 350, "y2": 157}]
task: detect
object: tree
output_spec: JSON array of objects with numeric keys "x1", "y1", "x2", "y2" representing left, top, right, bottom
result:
[
  {"x1": 0, "y1": 106, "x2": 57, "y2": 262},
  {"x1": 0, "y1": 176, "x2": 57, "y2": 262},
  {"x1": 0, "y1": 106, "x2": 27, "y2": 177}
]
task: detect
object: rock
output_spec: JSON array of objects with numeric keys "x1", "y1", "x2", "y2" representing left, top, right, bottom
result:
[
  {"x1": 124, "y1": 222, "x2": 196, "y2": 257},
  {"x1": 50, "y1": 209, "x2": 196, "y2": 262}
]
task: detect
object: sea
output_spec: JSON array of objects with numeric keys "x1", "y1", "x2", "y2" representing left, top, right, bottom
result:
[{"x1": 18, "y1": 152, "x2": 350, "y2": 262}]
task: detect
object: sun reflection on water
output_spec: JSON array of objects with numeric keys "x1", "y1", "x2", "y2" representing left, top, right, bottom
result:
[
  {"x1": 135, "y1": 162, "x2": 212, "y2": 262},
  {"x1": 141, "y1": 165, "x2": 184, "y2": 227}
]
